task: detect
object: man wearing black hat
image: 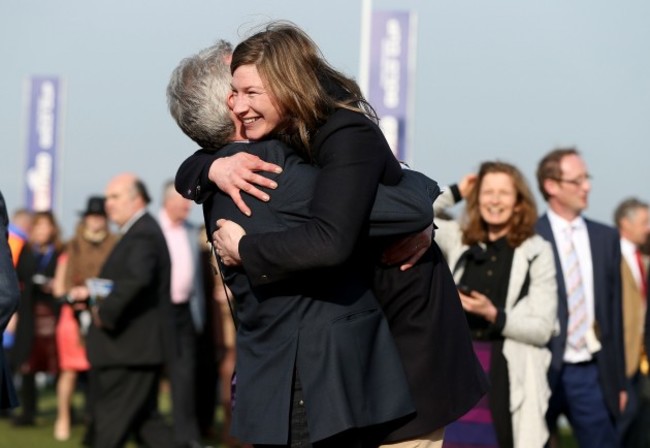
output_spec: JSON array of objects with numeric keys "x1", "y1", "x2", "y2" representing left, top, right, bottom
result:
[{"x1": 69, "y1": 174, "x2": 174, "y2": 448}]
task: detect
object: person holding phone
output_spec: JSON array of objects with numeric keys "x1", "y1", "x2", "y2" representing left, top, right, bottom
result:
[{"x1": 433, "y1": 162, "x2": 558, "y2": 448}]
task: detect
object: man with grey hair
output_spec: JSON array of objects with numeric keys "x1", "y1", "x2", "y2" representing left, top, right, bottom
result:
[
  {"x1": 614, "y1": 197, "x2": 650, "y2": 447},
  {"x1": 167, "y1": 40, "x2": 238, "y2": 151},
  {"x1": 167, "y1": 39, "x2": 281, "y2": 209}
]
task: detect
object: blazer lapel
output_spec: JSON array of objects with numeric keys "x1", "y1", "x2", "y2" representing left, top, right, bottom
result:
[{"x1": 585, "y1": 219, "x2": 605, "y2": 325}]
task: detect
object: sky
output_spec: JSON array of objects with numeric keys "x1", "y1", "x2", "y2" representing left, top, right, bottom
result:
[{"x1": 1, "y1": 0, "x2": 649, "y2": 237}]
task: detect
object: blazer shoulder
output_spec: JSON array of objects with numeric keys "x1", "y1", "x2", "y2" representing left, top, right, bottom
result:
[
  {"x1": 312, "y1": 109, "x2": 381, "y2": 147},
  {"x1": 584, "y1": 217, "x2": 618, "y2": 235},
  {"x1": 127, "y1": 213, "x2": 164, "y2": 239},
  {"x1": 222, "y1": 140, "x2": 293, "y2": 168},
  {"x1": 521, "y1": 234, "x2": 553, "y2": 258},
  {"x1": 535, "y1": 213, "x2": 550, "y2": 228}
]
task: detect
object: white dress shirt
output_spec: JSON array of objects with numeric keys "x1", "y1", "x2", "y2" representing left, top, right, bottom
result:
[{"x1": 547, "y1": 209, "x2": 596, "y2": 363}]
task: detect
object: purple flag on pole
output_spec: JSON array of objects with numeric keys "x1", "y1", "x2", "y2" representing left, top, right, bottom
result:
[
  {"x1": 24, "y1": 76, "x2": 62, "y2": 212},
  {"x1": 367, "y1": 10, "x2": 417, "y2": 163}
]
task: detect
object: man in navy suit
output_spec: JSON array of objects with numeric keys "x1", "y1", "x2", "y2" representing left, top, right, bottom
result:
[{"x1": 535, "y1": 147, "x2": 626, "y2": 447}]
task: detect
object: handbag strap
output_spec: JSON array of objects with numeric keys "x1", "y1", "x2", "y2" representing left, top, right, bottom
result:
[{"x1": 210, "y1": 244, "x2": 238, "y2": 330}]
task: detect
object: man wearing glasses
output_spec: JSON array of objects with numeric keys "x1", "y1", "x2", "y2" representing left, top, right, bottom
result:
[{"x1": 536, "y1": 148, "x2": 625, "y2": 447}]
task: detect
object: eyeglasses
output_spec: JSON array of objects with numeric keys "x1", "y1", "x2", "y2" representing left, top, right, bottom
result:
[{"x1": 554, "y1": 174, "x2": 593, "y2": 187}]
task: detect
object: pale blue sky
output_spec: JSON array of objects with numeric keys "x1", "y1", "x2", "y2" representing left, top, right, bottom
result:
[{"x1": 1, "y1": 0, "x2": 649, "y2": 236}]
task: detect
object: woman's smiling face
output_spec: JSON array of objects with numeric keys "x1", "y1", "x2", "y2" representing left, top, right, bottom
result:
[
  {"x1": 478, "y1": 171, "x2": 518, "y2": 239},
  {"x1": 229, "y1": 64, "x2": 283, "y2": 140}
]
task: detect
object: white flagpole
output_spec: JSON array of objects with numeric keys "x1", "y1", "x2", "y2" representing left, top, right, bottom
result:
[{"x1": 358, "y1": 0, "x2": 372, "y2": 96}]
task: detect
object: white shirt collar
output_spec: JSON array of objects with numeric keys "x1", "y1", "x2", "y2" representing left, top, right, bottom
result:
[
  {"x1": 547, "y1": 208, "x2": 585, "y2": 235},
  {"x1": 620, "y1": 237, "x2": 636, "y2": 254}
]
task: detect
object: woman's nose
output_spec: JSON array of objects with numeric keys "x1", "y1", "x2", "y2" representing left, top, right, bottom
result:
[{"x1": 230, "y1": 94, "x2": 247, "y2": 115}]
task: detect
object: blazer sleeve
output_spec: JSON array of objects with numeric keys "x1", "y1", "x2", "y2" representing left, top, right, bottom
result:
[
  {"x1": 607, "y1": 228, "x2": 626, "y2": 390},
  {"x1": 97, "y1": 231, "x2": 160, "y2": 332},
  {"x1": 0, "y1": 227, "x2": 19, "y2": 332},
  {"x1": 239, "y1": 113, "x2": 403, "y2": 285},
  {"x1": 177, "y1": 143, "x2": 435, "y2": 239},
  {"x1": 368, "y1": 169, "x2": 439, "y2": 237},
  {"x1": 646, "y1": 268, "x2": 650, "y2": 353},
  {"x1": 0, "y1": 192, "x2": 19, "y2": 332},
  {"x1": 175, "y1": 149, "x2": 220, "y2": 204},
  {"x1": 502, "y1": 239, "x2": 558, "y2": 346}
]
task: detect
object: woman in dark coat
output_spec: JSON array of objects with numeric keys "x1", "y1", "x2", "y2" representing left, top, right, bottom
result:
[
  {"x1": 177, "y1": 21, "x2": 487, "y2": 447},
  {"x1": 12, "y1": 211, "x2": 63, "y2": 425}
]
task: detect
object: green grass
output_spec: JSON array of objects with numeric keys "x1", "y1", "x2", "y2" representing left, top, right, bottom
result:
[
  {"x1": 0, "y1": 379, "x2": 229, "y2": 448},
  {"x1": 0, "y1": 379, "x2": 579, "y2": 448}
]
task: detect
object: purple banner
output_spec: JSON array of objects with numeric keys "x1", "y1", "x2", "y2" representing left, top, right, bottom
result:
[
  {"x1": 24, "y1": 76, "x2": 62, "y2": 212},
  {"x1": 367, "y1": 10, "x2": 416, "y2": 163}
]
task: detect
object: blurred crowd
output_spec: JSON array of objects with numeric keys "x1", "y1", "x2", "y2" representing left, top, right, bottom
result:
[
  {"x1": 1, "y1": 178, "x2": 239, "y2": 448},
  {"x1": 0, "y1": 20, "x2": 649, "y2": 448},
  {"x1": 1, "y1": 147, "x2": 648, "y2": 448}
]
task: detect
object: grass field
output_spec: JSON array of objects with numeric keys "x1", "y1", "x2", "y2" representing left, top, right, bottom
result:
[
  {"x1": 0, "y1": 378, "x2": 228, "y2": 448},
  {"x1": 0, "y1": 377, "x2": 579, "y2": 448}
]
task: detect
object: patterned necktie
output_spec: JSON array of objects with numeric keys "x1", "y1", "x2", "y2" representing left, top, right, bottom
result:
[
  {"x1": 635, "y1": 248, "x2": 648, "y2": 299},
  {"x1": 564, "y1": 225, "x2": 588, "y2": 349}
]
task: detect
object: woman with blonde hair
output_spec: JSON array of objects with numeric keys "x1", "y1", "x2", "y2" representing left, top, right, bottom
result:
[{"x1": 434, "y1": 161, "x2": 558, "y2": 448}]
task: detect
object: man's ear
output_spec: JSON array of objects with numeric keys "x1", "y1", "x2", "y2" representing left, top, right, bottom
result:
[
  {"x1": 618, "y1": 217, "x2": 629, "y2": 235},
  {"x1": 543, "y1": 178, "x2": 559, "y2": 199}
]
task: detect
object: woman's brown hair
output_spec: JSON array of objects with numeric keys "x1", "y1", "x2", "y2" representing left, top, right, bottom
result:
[
  {"x1": 231, "y1": 21, "x2": 377, "y2": 159},
  {"x1": 31, "y1": 210, "x2": 64, "y2": 253},
  {"x1": 462, "y1": 161, "x2": 538, "y2": 248}
]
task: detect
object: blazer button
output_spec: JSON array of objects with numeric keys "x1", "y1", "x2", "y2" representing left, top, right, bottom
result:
[{"x1": 260, "y1": 274, "x2": 269, "y2": 281}]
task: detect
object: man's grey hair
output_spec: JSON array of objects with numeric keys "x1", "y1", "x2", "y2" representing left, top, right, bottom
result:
[
  {"x1": 167, "y1": 40, "x2": 235, "y2": 150},
  {"x1": 161, "y1": 179, "x2": 176, "y2": 204},
  {"x1": 614, "y1": 197, "x2": 649, "y2": 227}
]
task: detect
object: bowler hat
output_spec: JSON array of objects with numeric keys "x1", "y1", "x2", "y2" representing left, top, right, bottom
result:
[{"x1": 80, "y1": 196, "x2": 106, "y2": 217}]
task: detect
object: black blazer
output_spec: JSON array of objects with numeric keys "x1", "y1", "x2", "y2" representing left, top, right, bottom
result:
[
  {"x1": 87, "y1": 212, "x2": 170, "y2": 368},
  {"x1": 645, "y1": 267, "x2": 650, "y2": 356},
  {"x1": 0, "y1": 191, "x2": 19, "y2": 409},
  {"x1": 201, "y1": 140, "x2": 432, "y2": 445},
  {"x1": 176, "y1": 109, "x2": 487, "y2": 442},
  {"x1": 240, "y1": 110, "x2": 487, "y2": 441},
  {"x1": 536, "y1": 214, "x2": 625, "y2": 417}
]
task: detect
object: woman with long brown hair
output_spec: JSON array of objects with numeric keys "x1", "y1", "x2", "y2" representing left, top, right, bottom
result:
[
  {"x1": 176, "y1": 21, "x2": 487, "y2": 448},
  {"x1": 434, "y1": 161, "x2": 558, "y2": 448}
]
